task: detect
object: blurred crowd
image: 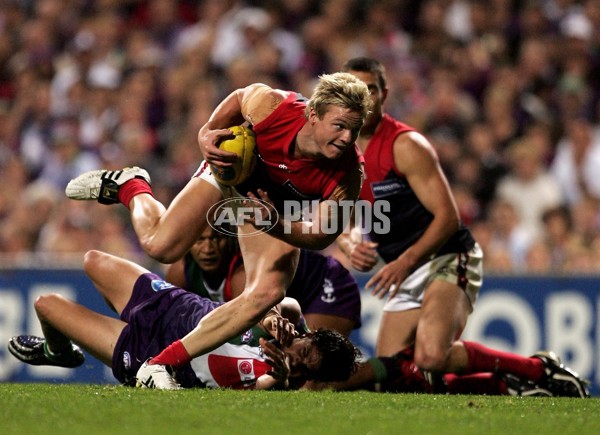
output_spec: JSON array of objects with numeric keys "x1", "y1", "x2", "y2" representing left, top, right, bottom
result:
[{"x1": 0, "y1": 0, "x2": 599, "y2": 274}]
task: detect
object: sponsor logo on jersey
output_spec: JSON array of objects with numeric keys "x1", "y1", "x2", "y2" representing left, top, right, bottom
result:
[{"x1": 371, "y1": 179, "x2": 406, "y2": 198}]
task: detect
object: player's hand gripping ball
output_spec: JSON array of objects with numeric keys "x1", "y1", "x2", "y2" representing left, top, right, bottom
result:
[{"x1": 211, "y1": 125, "x2": 257, "y2": 186}]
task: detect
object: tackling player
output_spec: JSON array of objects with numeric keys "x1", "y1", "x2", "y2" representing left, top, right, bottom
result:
[{"x1": 8, "y1": 250, "x2": 361, "y2": 390}]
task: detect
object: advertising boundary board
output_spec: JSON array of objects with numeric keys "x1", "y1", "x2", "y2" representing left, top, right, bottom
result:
[{"x1": 1, "y1": 268, "x2": 598, "y2": 396}]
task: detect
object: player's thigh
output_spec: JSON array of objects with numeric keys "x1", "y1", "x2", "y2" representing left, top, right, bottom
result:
[
  {"x1": 83, "y1": 250, "x2": 148, "y2": 314},
  {"x1": 304, "y1": 313, "x2": 354, "y2": 337},
  {"x1": 415, "y1": 279, "x2": 471, "y2": 355},
  {"x1": 35, "y1": 294, "x2": 125, "y2": 365},
  {"x1": 376, "y1": 308, "x2": 421, "y2": 356},
  {"x1": 238, "y1": 226, "x2": 300, "y2": 297},
  {"x1": 136, "y1": 177, "x2": 223, "y2": 261}
]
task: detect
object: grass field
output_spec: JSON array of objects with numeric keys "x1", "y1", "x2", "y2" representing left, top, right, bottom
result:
[{"x1": 1, "y1": 384, "x2": 598, "y2": 435}]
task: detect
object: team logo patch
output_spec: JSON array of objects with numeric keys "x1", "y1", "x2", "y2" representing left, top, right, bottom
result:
[
  {"x1": 320, "y1": 278, "x2": 336, "y2": 303},
  {"x1": 241, "y1": 329, "x2": 253, "y2": 344},
  {"x1": 238, "y1": 360, "x2": 253, "y2": 375},
  {"x1": 150, "y1": 279, "x2": 176, "y2": 292}
]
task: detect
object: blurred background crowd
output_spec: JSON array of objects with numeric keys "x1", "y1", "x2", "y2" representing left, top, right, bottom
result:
[{"x1": 0, "y1": 0, "x2": 599, "y2": 274}]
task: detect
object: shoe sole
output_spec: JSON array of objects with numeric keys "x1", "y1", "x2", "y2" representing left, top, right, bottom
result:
[
  {"x1": 7, "y1": 340, "x2": 36, "y2": 364},
  {"x1": 8, "y1": 338, "x2": 84, "y2": 368},
  {"x1": 550, "y1": 372, "x2": 589, "y2": 398},
  {"x1": 65, "y1": 170, "x2": 104, "y2": 200},
  {"x1": 519, "y1": 387, "x2": 553, "y2": 397}
]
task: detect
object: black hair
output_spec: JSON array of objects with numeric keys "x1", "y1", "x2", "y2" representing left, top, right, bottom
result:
[
  {"x1": 341, "y1": 57, "x2": 387, "y2": 91},
  {"x1": 308, "y1": 329, "x2": 361, "y2": 382}
]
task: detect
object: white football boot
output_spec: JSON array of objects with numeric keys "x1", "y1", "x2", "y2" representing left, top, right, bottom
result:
[
  {"x1": 65, "y1": 167, "x2": 151, "y2": 204},
  {"x1": 135, "y1": 359, "x2": 182, "y2": 390}
]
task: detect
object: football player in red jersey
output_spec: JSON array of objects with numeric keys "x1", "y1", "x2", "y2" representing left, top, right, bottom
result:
[
  {"x1": 65, "y1": 73, "x2": 371, "y2": 387},
  {"x1": 334, "y1": 57, "x2": 588, "y2": 398}
]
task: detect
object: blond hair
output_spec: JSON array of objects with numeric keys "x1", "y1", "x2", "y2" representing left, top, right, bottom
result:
[{"x1": 306, "y1": 72, "x2": 372, "y2": 120}]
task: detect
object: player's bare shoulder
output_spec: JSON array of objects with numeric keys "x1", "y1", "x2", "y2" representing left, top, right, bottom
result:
[
  {"x1": 241, "y1": 83, "x2": 289, "y2": 125},
  {"x1": 393, "y1": 130, "x2": 439, "y2": 173}
]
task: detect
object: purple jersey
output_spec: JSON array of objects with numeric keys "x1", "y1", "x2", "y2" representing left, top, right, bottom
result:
[
  {"x1": 184, "y1": 249, "x2": 362, "y2": 329},
  {"x1": 112, "y1": 273, "x2": 222, "y2": 386},
  {"x1": 287, "y1": 250, "x2": 361, "y2": 328}
]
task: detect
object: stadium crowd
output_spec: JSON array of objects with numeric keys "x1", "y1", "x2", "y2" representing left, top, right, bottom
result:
[{"x1": 0, "y1": 0, "x2": 599, "y2": 274}]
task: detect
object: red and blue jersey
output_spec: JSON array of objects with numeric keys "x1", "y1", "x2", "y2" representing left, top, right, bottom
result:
[{"x1": 360, "y1": 114, "x2": 474, "y2": 263}]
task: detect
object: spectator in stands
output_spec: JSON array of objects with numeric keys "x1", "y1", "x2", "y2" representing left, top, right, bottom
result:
[
  {"x1": 550, "y1": 117, "x2": 600, "y2": 205},
  {"x1": 495, "y1": 137, "x2": 564, "y2": 238},
  {"x1": 0, "y1": 0, "x2": 598, "y2": 278}
]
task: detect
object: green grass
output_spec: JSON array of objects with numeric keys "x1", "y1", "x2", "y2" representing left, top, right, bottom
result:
[{"x1": 1, "y1": 384, "x2": 598, "y2": 435}]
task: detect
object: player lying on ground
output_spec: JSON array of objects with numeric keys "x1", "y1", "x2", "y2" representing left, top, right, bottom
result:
[
  {"x1": 349, "y1": 345, "x2": 589, "y2": 398},
  {"x1": 8, "y1": 250, "x2": 360, "y2": 390},
  {"x1": 164, "y1": 224, "x2": 362, "y2": 337}
]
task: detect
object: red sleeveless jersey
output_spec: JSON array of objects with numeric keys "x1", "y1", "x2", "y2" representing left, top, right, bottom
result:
[
  {"x1": 359, "y1": 114, "x2": 475, "y2": 262},
  {"x1": 251, "y1": 92, "x2": 363, "y2": 201},
  {"x1": 359, "y1": 114, "x2": 414, "y2": 203}
]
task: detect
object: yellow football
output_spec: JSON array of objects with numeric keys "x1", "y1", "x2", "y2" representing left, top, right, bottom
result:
[{"x1": 210, "y1": 125, "x2": 257, "y2": 186}]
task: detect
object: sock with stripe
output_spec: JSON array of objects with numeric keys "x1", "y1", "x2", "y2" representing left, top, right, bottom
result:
[{"x1": 117, "y1": 179, "x2": 154, "y2": 209}]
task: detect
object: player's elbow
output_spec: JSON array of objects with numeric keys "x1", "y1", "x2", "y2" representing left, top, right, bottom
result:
[{"x1": 242, "y1": 288, "x2": 286, "y2": 324}]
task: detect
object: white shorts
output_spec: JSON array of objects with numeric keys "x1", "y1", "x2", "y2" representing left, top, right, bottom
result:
[
  {"x1": 195, "y1": 161, "x2": 270, "y2": 235},
  {"x1": 195, "y1": 160, "x2": 251, "y2": 207},
  {"x1": 383, "y1": 243, "x2": 483, "y2": 313},
  {"x1": 195, "y1": 160, "x2": 237, "y2": 196}
]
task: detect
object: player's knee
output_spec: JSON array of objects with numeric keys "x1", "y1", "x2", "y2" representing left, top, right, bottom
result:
[
  {"x1": 83, "y1": 249, "x2": 104, "y2": 273},
  {"x1": 414, "y1": 344, "x2": 451, "y2": 372},
  {"x1": 34, "y1": 294, "x2": 64, "y2": 320}
]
